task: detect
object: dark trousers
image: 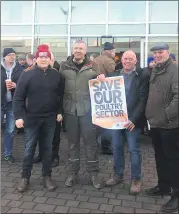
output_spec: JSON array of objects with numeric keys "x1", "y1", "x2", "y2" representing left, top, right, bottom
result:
[
  {"x1": 38, "y1": 121, "x2": 61, "y2": 159},
  {"x1": 151, "y1": 128, "x2": 179, "y2": 196},
  {"x1": 65, "y1": 113, "x2": 99, "y2": 176},
  {"x1": 22, "y1": 115, "x2": 56, "y2": 178}
]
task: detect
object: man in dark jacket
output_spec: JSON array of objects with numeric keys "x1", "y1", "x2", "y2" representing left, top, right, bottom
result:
[
  {"x1": 18, "y1": 54, "x2": 28, "y2": 70},
  {"x1": 145, "y1": 43, "x2": 179, "y2": 212},
  {"x1": 60, "y1": 40, "x2": 103, "y2": 189},
  {"x1": 13, "y1": 44, "x2": 64, "y2": 193},
  {"x1": 98, "y1": 50, "x2": 149, "y2": 195},
  {"x1": 1, "y1": 48, "x2": 23, "y2": 163},
  {"x1": 33, "y1": 53, "x2": 64, "y2": 167}
]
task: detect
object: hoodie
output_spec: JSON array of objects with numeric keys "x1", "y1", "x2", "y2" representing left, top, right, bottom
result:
[{"x1": 1, "y1": 60, "x2": 23, "y2": 105}]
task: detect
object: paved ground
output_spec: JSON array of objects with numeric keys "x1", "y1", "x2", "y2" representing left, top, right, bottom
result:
[{"x1": 1, "y1": 132, "x2": 173, "y2": 213}]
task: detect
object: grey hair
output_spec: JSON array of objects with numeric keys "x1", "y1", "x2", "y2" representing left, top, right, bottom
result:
[{"x1": 73, "y1": 40, "x2": 87, "y2": 47}]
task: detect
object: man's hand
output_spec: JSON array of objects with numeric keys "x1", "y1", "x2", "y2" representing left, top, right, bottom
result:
[
  {"x1": 8, "y1": 82, "x2": 16, "y2": 90},
  {"x1": 15, "y1": 119, "x2": 24, "y2": 128},
  {"x1": 57, "y1": 114, "x2": 63, "y2": 122},
  {"x1": 97, "y1": 74, "x2": 105, "y2": 80},
  {"x1": 124, "y1": 120, "x2": 135, "y2": 131}
]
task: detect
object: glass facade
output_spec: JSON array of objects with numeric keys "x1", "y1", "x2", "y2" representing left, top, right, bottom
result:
[{"x1": 1, "y1": 1, "x2": 178, "y2": 66}]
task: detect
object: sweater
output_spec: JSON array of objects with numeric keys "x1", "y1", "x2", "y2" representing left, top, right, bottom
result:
[{"x1": 13, "y1": 65, "x2": 65, "y2": 120}]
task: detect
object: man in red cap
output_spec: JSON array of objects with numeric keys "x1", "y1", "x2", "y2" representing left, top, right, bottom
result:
[{"x1": 13, "y1": 44, "x2": 65, "y2": 192}]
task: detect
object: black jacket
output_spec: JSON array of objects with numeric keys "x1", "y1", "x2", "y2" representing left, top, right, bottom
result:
[
  {"x1": 1, "y1": 62, "x2": 23, "y2": 105},
  {"x1": 107, "y1": 68, "x2": 149, "y2": 128},
  {"x1": 13, "y1": 65, "x2": 65, "y2": 120},
  {"x1": 53, "y1": 61, "x2": 60, "y2": 71}
]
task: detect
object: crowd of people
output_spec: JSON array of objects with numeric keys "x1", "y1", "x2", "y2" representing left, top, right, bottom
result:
[{"x1": 1, "y1": 40, "x2": 178, "y2": 213}]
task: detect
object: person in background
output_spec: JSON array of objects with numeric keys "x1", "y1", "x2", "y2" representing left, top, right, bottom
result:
[
  {"x1": 93, "y1": 42, "x2": 116, "y2": 75},
  {"x1": 18, "y1": 54, "x2": 28, "y2": 70},
  {"x1": 98, "y1": 50, "x2": 149, "y2": 195},
  {"x1": 24, "y1": 53, "x2": 36, "y2": 71},
  {"x1": 147, "y1": 56, "x2": 156, "y2": 69},
  {"x1": 60, "y1": 40, "x2": 103, "y2": 189},
  {"x1": 143, "y1": 56, "x2": 156, "y2": 78},
  {"x1": 33, "y1": 52, "x2": 64, "y2": 168},
  {"x1": 1, "y1": 48, "x2": 23, "y2": 163},
  {"x1": 145, "y1": 43, "x2": 178, "y2": 213},
  {"x1": 90, "y1": 53, "x2": 97, "y2": 61},
  {"x1": 13, "y1": 44, "x2": 64, "y2": 192},
  {"x1": 114, "y1": 55, "x2": 123, "y2": 71},
  {"x1": 93, "y1": 42, "x2": 116, "y2": 155},
  {"x1": 170, "y1": 53, "x2": 177, "y2": 64}
]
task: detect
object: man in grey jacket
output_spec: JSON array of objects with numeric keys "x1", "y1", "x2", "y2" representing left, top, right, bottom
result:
[
  {"x1": 145, "y1": 43, "x2": 179, "y2": 213},
  {"x1": 60, "y1": 40, "x2": 103, "y2": 189}
]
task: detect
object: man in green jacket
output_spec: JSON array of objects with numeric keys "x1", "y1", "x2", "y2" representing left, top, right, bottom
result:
[
  {"x1": 145, "y1": 43, "x2": 179, "y2": 213},
  {"x1": 60, "y1": 40, "x2": 103, "y2": 189}
]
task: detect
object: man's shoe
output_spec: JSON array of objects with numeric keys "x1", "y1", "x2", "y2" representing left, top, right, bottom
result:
[
  {"x1": 33, "y1": 155, "x2": 42, "y2": 164},
  {"x1": 130, "y1": 179, "x2": 141, "y2": 195},
  {"x1": 17, "y1": 178, "x2": 29, "y2": 193},
  {"x1": 65, "y1": 175, "x2": 78, "y2": 187},
  {"x1": 106, "y1": 175, "x2": 123, "y2": 187},
  {"x1": 161, "y1": 196, "x2": 179, "y2": 213},
  {"x1": 145, "y1": 186, "x2": 171, "y2": 196},
  {"x1": 52, "y1": 157, "x2": 59, "y2": 168},
  {"x1": 43, "y1": 176, "x2": 56, "y2": 191},
  {"x1": 4, "y1": 155, "x2": 15, "y2": 164},
  {"x1": 91, "y1": 175, "x2": 105, "y2": 189}
]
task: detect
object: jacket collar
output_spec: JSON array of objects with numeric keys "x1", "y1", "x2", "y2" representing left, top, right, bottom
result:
[
  {"x1": 1, "y1": 59, "x2": 16, "y2": 72},
  {"x1": 120, "y1": 67, "x2": 140, "y2": 76},
  {"x1": 64, "y1": 55, "x2": 93, "y2": 72},
  {"x1": 34, "y1": 64, "x2": 51, "y2": 72},
  {"x1": 101, "y1": 51, "x2": 114, "y2": 60},
  {"x1": 153, "y1": 58, "x2": 172, "y2": 75}
]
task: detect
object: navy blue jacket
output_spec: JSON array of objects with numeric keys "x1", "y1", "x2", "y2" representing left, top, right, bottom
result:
[
  {"x1": 107, "y1": 68, "x2": 149, "y2": 128},
  {"x1": 13, "y1": 65, "x2": 65, "y2": 120}
]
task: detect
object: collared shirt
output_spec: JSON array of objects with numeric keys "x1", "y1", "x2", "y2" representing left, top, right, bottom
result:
[{"x1": 121, "y1": 68, "x2": 136, "y2": 98}]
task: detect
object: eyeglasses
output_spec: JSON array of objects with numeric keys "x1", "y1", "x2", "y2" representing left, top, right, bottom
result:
[{"x1": 7, "y1": 54, "x2": 16, "y2": 57}]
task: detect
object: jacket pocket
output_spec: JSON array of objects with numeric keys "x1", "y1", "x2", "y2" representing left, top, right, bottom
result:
[
  {"x1": 83, "y1": 95, "x2": 91, "y2": 114},
  {"x1": 149, "y1": 107, "x2": 170, "y2": 127},
  {"x1": 164, "y1": 106, "x2": 177, "y2": 123},
  {"x1": 63, "y1": 94, "x2": 72, "y2": 113}
]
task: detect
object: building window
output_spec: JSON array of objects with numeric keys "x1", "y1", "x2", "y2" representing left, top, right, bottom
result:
[
  {"x1": 108, "y1": 24, "x2": 146, "y2": 35},
  {"x1": 34, "y1": 37, "x2": 68, "y2": 61},
  {"x1": 34, "y1": 25, "x2": 68, "y2": 36},
  {"x1": 71, "y1": 1, "x2": 106, "y2": 23},
  {"x1": 71, "y1": 25, "x2": 106, "y2": 35},
  {"x1": 1, "y1": 37, "x2": 32, "y2": 55},
  {"x1": 35, "y1": 1, "x2": 69, "y2": 23},
  {"x1": 149, "y1": 24, "x2": 178, "y2": 34},
  {"x1": 2, "y1": 26, "x2": 32, "y2": 36},
  {"x1": 1, "y1": 1, "x2": 33, "y2": 24},
  {"x1": 149, "y1": 1, "x2": 178, "y2": 22},
  {"x1": 109, "y1": 1, "x2": 146, "y2": 22}
]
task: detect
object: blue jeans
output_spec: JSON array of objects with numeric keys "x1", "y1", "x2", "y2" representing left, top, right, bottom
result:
[
  {"x1": 22, "y1": 115, "x2": 56, "y2": 178},
  {"x1": 1, "y1": 102, "x2": 15, "y2": 157},
  {"x1": 112, "y1": 128, "x2": 141, "y2": 180}
]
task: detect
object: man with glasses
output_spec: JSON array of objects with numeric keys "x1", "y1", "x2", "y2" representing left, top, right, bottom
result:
[
  {"x1": 13, "y1": 44, "x2": 64, "y2": 192},
  {"x1": 1, "y1": 48, "x2": 23, "y2": 163}
]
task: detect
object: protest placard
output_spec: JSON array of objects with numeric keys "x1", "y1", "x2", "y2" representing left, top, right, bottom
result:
[{"x1": 89, "y1": 76, "x2": 128, "y2": 129}]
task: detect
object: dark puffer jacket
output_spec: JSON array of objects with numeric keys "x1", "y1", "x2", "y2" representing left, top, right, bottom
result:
[{"x1": 145, "y1": 59, "x2": 178, "y2": 129}]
